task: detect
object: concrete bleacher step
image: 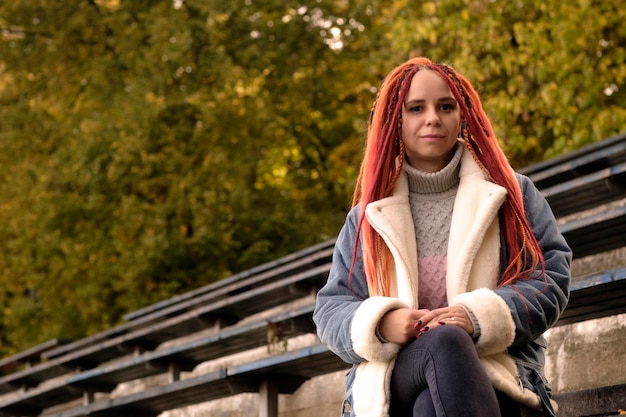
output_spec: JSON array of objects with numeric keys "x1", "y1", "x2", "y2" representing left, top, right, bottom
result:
[{"x1": 552, "y1": 383, "x2": 626, "y2": 417}]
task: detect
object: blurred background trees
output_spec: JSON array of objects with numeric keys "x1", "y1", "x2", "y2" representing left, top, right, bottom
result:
[{"x1": 0, "y1": 0, "x2": 624, "y2": 355}]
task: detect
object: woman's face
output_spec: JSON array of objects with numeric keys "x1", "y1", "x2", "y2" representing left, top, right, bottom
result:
[{"x1": 400, "y1": 69, "x2": 461, "y2": 172}]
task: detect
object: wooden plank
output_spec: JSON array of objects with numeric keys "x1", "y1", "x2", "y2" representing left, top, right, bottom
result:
[
  {"x1": 522, "y1": 133, "x2": 626, "y2": 189},
  {"x1": 0, "y1": 340, "x2": 62, "y2": 377},
  {"x1": 541, "y1": 162, "x2": 626, "y2": 217},
  {"x1": 520, "y1": 132, "x2": 626, "y2": 179},
  {"x1": 559, "y1": 204, "x2": 626, "y2": 258},
  {"x1": 40, "y1": 368, "x2": 230, "y2": 417},
  {"x1": 0, "y1": 356, "x2": 75, "y2": 395},
  {"x1": 0, "y1": 379, "x2": 78, "y2": 417},
  {"x1": 556, "y1": 268, "x2": 626, "y2": 326}
]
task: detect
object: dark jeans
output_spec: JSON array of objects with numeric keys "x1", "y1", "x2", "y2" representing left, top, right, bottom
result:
[{"x1": 389, "y1": 325, "x2": 521, "y2": 417}]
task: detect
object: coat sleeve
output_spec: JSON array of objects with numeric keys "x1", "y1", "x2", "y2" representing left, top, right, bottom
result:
[
  {"x1": 498, "y1": 175, "x2": 572, "y2": 345},
  {"x1": 313, "y1": 207, "x2": 407, "y2": 364},
  {"x1": 453, "y1": 174, "x2": 572, "y2": 353}
]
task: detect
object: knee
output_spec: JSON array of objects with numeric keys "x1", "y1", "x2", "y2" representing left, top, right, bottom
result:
[
  {"x1": 419, "y1": 325, "x2": 474, "y2": 354},
  {"x1": 398, "y1": 325, "x2": 475, "y2": 361}
]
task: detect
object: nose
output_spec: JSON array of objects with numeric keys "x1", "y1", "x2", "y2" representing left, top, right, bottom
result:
[{"x1": 425, "y1": 107, "x2": 441, "y2": 126}]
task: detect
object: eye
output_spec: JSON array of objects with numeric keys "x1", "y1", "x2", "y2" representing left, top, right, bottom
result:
[
  {"x1": 440, "y1": 102, "x2": 457, "y2": 112},
  {"x1": 408, "y1": 105, "x2": 423, "y2": 113}
]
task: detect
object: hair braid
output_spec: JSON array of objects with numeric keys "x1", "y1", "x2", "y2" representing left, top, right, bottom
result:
[{"x1": 351, "y1": 61, "x2": 421, "y2": 296}]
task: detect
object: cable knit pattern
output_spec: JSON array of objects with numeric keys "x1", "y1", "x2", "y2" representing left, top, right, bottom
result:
[{"x1": 403, "y1": 144, "x2": 462, "y2": 310}]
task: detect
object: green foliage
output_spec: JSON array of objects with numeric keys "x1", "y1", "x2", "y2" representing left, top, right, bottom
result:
[
  {"x1": 385, "y1": 0, "x2": 626, "y2": 167},
  {"x1": 0, "y1": 0, "x2": 624, "y2": 355}
]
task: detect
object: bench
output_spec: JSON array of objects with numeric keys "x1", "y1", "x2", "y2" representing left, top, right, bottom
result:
[
  {"x1": 555, "y1": 267, "x2": 626, "y2": 326},
  {"x1": 520, "y1": 132, "x2": 626, "y2": 190},
  {"x1": 538, "y1": 161, "x2": 626, "y2": 217},
  {"x1": 40, "y1": 344, "x2": 348, "y2": 417},
  {"x1": 559, "y1": 203, "x2": 626, "y2": 259},
  {"x1": 123, "y1": 239, "x2": 335, "y2": 322},
  {"x1": 22, "y1": 346, "x2": 626, "y2": 417},
  {"x1": 0, "y1": 340, "x2": 63, "y2": 377},
  {"x1": 0, "y1": 262, "x2": 330, "y2": 397},
  {"x1": 0, "y1": 303, "x2": 319, "y2": 416},
  {"x1": 42, "y1": 240, "x2": 334, "y2": 361}
]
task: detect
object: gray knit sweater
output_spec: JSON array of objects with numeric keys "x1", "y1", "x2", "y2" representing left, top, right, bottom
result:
[{"x1": 403, "y1": 144, "x2": 463, "y2": 310}]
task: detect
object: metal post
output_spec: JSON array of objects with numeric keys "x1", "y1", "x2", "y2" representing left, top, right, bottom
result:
[
  {"x1": 168, "y1": 363, "x2": 181, "y2": 383},
  {"x1": 259, "y1": 379, "x2": 278, "y2": 417},
  {"x1": 83, "y1": 391, "x2": 94, "y2": 406}
]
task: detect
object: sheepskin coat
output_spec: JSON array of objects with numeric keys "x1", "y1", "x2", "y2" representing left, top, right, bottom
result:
[{"x1": 313, "y1": 148, "x2": 572, "y2": 417}]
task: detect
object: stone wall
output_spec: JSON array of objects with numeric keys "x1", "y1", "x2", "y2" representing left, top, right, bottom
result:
[
  {"x1": 545, "y1": 313, "x2": 626, "y2": 393},
  {"x1": 544, "y1": 245, "x2": 626, "y2": 394}
]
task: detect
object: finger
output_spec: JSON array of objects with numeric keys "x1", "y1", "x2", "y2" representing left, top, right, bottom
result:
[
  {"x1": 415, "y1": 310, "x2": 439, "y2": 327},
  {"x1": 442, "y1": 316, "x2": 474, "y2": 335}
]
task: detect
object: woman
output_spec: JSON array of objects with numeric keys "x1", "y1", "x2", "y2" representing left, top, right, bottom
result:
[{"x1": 313, "y1": 57, "x2": 571, "y2": 417}]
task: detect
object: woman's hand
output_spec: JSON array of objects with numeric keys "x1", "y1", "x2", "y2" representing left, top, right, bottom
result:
[
  {"x1": 418, "y1": 305, "x2": 474, "y2": 336},
  {"x1": 378, "y1": 308, "x2": 431, "y2": 344}
]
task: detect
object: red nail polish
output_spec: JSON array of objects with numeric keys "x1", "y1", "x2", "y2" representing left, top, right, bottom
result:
[
  {"x1": 438, "y1": 321, "x2": 446, "y2": 325},
  {"x1": 420, "y1": 326, "x2": 429, "y2": 332}
]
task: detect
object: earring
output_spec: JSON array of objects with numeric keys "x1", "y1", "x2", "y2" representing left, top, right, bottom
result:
[{"x1": 458, "y1": 120, "x2": 468, "y2": 139}]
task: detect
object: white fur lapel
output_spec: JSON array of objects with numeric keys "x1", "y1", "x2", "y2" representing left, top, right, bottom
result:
[
  {"x1": 447, "y1": 150, "x2": 507, "y2": 298},
  {"x1": 365, "y1": 174, "x2": 418, "y2": 307}
]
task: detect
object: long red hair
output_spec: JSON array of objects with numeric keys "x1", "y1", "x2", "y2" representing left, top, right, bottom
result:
[{"x1": 352, "y1": 57, "x2": 545, "y2": 296}]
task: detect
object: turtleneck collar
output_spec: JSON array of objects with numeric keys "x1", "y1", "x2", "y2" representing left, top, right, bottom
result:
[{"x1": 403, "y1": 143, "x2": 463, "y2": 194}]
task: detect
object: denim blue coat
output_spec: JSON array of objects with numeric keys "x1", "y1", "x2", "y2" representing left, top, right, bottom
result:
[{"x1": 313, "y1": 148, "x2": 571, "y2": 417}]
